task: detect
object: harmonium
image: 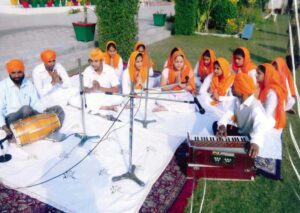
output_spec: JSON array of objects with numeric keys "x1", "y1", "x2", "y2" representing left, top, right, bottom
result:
[{"x1": 187, "y1": 133, "x2": 256, "y2": 181}]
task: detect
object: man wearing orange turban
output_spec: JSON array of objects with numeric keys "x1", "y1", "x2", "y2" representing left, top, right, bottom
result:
[
  {"x1": 68, "y1": 48, "x2": 122, "y2": 112},
  {"x1": 213, "y1": 73, "x2": 269, "y2": 158},
  {"x1": 32, "y1": 49, "x2": 73, "y2": 107},
  {"x1": 0, "y1": 59, "x2": 65, "y2": 141}
]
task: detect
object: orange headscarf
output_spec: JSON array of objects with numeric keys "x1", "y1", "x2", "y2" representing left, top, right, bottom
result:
[
  {"x1": 41, "y1": 49, "x2": 56, "y2": 63},
  {"x1": 6, "y1": 59, "x2": 25, "y2": 74},
  {"x1": 128, "y1": 51, "x2": 147, "y2": 90},
  {"x1": 232, "y1": 47, "x2": 256, "y2": 74},
  {"x1": 89, "y1": 48, "x2": 104, "y2": 61},
  {"x1": 104, "y1": 41, "x2": 121, "y2": 69},
  {"x1": 272, "y1": 57, "x2": 296, "y2": 97},
  {"x1": 198, "y1": 49, "x2": 216, "y2": 78},
  {"x1": 165, "y1": 47, "x2": 179, "y2": 69},
  {"x1": 210, "y1": 58, "x2": 235, "y2": 96},
  {"x1": 134, "y1": 41, "x2": 154, "y2": 68},
  {"x1": 258, "y1": 63, "x2": 286, "y2": 129},
  {"x1": 233, "y1": 73, "x2": 256, "y2": 96},
  {"x1": 168, "y1": 50, "x2": 195, "y2": 92}
]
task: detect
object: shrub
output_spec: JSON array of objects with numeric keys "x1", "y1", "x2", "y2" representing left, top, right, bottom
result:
[
  {"x1": 210, "y1": 0, "x2": 238, "y2": 31},
  {"x1": 224, "y1": 18, "x2": 245, "y2": 34},
  {"x1": 175, "y1": 0, "x2": 198, "y2": 35},
  {"x1": 240, "y1": 6, "x2": 263, "y2": 24},
  {"x1": 96, "y1": 0, "x2": 139, "y2": 60}
]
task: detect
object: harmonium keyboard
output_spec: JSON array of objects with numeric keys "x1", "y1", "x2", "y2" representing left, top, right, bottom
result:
[{"x1": 187, "y1": 133, "x2": 256, "y2": 180}]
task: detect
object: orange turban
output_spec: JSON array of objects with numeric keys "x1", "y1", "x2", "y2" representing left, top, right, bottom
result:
[
  {"x1": 89, "y1": 48, "x2": 104, "y2": 61},
  {"x1": 6, "y1": 59, "x2": 25, "y2": 74},
  {"x1": 233, "y1": 73, "x2": 256, "y2": 96},
  {"x1": 41, "y1": 49, "x2": 56, "y2": 63}
]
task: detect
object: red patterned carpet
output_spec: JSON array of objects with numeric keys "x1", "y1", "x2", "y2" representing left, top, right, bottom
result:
[{"x1": 0, "y1": 143, "x2": 192, "y2": 213}]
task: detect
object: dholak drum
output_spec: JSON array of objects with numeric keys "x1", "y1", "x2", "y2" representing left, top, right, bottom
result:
[{"x1": 10, "y1": 113, "x2": 61, "y2": 146}]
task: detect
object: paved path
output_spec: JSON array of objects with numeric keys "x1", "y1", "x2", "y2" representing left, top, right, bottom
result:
[{"x1": 0, "y1": 1, "x2": 174, "y2": 79}]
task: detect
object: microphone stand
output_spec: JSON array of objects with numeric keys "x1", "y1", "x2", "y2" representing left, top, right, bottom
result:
[
  {"x1": 112, "y1": 82, "x2": 145, "y2": 187},
  {"x1": 75, "y1": 58, "x2": 100, "y2": 147},
  {"x1": 0, "y1": 132, "x2": 12, "y2": 163},
  {"x1": 134, "y1": 51, "x2": 156, "y2": 128}
]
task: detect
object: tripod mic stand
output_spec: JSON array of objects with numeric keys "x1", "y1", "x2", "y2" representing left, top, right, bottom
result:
[
  {"x1": 0, "y1": 130, "x2": 12, "y2": 163},
  {"x1": 75, "y1": 58, "x2": 100, "y2": 147},
  {"x1": 112, "y1": 82, "x2": 145, "y2": 187},
  {"x1": 134, "y1": 51, "x2": 156, "y2": 128}
]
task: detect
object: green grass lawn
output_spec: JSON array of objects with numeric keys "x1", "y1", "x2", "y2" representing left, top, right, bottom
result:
[{"x1": 148, "y1": 15, "x2": 300, "y2": 213}]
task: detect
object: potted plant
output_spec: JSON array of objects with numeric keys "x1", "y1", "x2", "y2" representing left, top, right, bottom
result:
[
  {"x1": 30, "y1": 0, "x2": 39, "y2": 7},
  {"x1": 153, "y1": 10, "x2": 167, "y2": 26},
  {"x1": 54, "y1": 0, "x2": 60, "y2": 6},
  {"x1": 21, "y1": 0, "x2": 30, "y2": 8},
  {"x1": 46, "y1": 0, "x2": 53, "y2": 7},
  {"x1": 66, "y1": 0, "x2": 72, "y2": 6},
  {"x1": 71, "y1": 0, "x2": 96, "y2": 42},
  {"x1": 39, "y1": 0, "x2": 46, "y2": 7}
]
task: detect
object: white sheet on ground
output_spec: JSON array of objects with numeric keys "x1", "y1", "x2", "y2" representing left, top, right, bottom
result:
[{"x1": 0, "y1": 75, "x2": 282, "y2": 212}]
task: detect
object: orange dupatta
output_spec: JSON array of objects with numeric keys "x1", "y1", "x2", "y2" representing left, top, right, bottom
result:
[
  {"x1": 168, "y1": 50, "x2": 195, "y2": 92},
  {"x1": 104, "y1": 40, "x2": 121, "y2": 69},
  {"x1": 273, "y1": 57, "x2": 296, "y2": 97},
  {"x1": 232, "y1": 47, "x2": 256, "y2": 74},
  {"x1": 134, "y1": 41, "x2": 154, "y2": 68},
  {"x1": 128, "y1": 51, "x2": 147, "y2": 90},
  {"x1": 210, "y1": 58, "x2": 235, "y2": 105},
  {"x1": 198, "y1": 49, "x2": 216, "y2": 79},
  {"x1": 258, "y1": 63, "x2": 287, "y2": 129}
]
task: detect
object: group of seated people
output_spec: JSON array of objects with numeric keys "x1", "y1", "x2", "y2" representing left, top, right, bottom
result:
[{"x1": 0, "y1": 40, "x2": 296, "y2": 175}]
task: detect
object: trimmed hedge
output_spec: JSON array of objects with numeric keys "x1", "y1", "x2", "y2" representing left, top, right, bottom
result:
[
  {"x1": 96, "y1": 0, "x2": 139, "y2": 60},
  {"x1": 175, "y1": 0, "x2": 198, "y2": 35}
]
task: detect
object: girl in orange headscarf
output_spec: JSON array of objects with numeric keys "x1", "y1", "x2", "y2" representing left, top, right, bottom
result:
[
  {"x1": 103, "y1": 41, "x2": 124, "y2": 80},
  {"x1": 134, "y1": 42, "x2": 154, "y2": 76},
  {"x1": 160, "y1": 49, "x2": 195, "y2": 93},
  {"x1": 232, "y1": 47, "x2": 257, "y2": 84},
  {"x1": 199, "y1": 58, "x2": 235, "y2": 106},
  {"x1": 194, "y1": 49, "x2": 217, "y2": 83},
  {"x1": 256, "y1": 64, "x2": 287, "y2": 129},
  {"x1": 122, "y1": 51, "x2": 147, "y2": 94},
  {"x1": 272, "y1": 57, "x2": 297, "y2": 113}
]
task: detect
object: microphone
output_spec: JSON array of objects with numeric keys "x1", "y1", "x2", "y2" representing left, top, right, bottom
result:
[{"x1": 185, "y1": 76, "x2": 205, "y2": 114}]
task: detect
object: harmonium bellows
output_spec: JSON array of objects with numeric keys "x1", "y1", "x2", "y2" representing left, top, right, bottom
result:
[{"x1": 187, "y1": 133, "x2": 256, "y2": 181}]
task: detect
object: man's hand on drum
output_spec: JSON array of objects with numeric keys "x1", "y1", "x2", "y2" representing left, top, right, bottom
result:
[
  {"x1": 216, "y1": 125, "x2": 227, "y2": 138},
  {"x1": 1, "y1": 125, "x2": 13, "y2": 139}
]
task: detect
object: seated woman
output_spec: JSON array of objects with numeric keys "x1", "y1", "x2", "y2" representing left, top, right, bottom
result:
[
  {"x1": 232, "y1": 47, "x2": 257, "y2": 85},
  {"x1": 134, "y1": 41, "x2": 154, "y2": 76},
  {"x1": 103, "y1": 40, "x2": 124, "y2": 81},
  {"x1": 194, "y1": 49, "x2": 216, "y2": 86},
  {"x1": 122, "y1": 51, "x2": 147, "y2": 95},
  {"x1": 256, "y1": 63, "x2": 286, "y2": 129},
  {"x1": 272, "y1": 57, "x2": 297, "y2": 113},
  {"x1": 154, "y1": 49, "x2": 196, "y2": 112},
  {"x1": 199, "y1": 58, "x2": 235, "y2": 106}
]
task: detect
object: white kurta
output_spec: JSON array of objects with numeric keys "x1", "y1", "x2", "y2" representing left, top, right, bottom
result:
[{"x1": 32, "y1": 63, "x2": 77, "y2": 107}]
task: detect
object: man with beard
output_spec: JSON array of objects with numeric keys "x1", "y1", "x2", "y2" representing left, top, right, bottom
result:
[
  {"x1": 0, "y1": 59, "x2": 65, "y2": 141},
  {"x1": 32, "y1": 49, "x2": 76, "y2": 107}
]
